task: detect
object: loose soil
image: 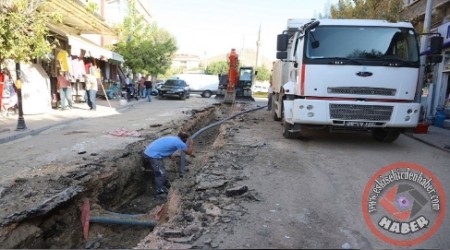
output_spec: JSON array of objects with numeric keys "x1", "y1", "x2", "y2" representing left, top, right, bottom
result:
[
  {"x1": 4, "y1": 99, "x2": 448, "y2": 249},
  {"x1": 0, "y1": 102, "x2": 271, "y2": 249}
]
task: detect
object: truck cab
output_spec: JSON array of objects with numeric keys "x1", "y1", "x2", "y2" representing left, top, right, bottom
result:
[{"x1": 272, "y1": 19, "x2": 441, "y2": 142}]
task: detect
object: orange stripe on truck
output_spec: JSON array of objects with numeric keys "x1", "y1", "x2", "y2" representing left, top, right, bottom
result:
[{"x1": 300, "y1": 64, "x2": 305, "y2": 96}]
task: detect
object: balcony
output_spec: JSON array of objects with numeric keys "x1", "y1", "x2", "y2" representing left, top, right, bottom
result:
[{"x1": 401, "y1": 0, "x2": 450, "y2": 23}]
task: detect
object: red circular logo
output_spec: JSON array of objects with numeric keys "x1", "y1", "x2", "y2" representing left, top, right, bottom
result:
[{"x1": 362, "y1": 162, "x2": 446, "y2": 246}]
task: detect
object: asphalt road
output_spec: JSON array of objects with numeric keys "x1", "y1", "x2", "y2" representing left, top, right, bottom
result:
[
  {"x1": 1, "y1": 95, "x2": 449, "y2": 248},
  {"x1": 195, "y1": 100, "x2": 450, "y2": 249}
]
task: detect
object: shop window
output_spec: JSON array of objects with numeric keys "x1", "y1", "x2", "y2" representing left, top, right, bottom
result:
[{"x1": 443, "y1": 51, "x2": 450, "y2": 72}]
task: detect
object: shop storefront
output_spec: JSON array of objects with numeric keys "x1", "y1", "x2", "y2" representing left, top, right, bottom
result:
[{"x1": 431, "y1": 22, "x2": 450, "y2": 126}]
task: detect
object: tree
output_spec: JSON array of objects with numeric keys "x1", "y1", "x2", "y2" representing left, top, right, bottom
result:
[
  {"x1": 0, "y1": 0, "x2": 60, "y2": 64},
  {"x1": 330, "y1": 0, "x2": 403, "y2": 22},
  {"x1": 255, "y1": 65, "x2": 270, "y2": 82},
  {"x1": 0, "y1": 0, "x2": 60, "y2": 130},
  {"x1": 205, "y1": 61, "x2": 228, "y2": 75},
  {"x1": 112, "y1": 0, "x2": 177, "y2": 80}
]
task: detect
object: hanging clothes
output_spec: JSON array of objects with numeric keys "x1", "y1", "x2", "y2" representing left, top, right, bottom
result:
[
  {"x1": 56, "y1": 50, "x2": 70, "y2": 72},
  {"x1": 71, "y1": 57, "x2": 86, "y2": 82}
]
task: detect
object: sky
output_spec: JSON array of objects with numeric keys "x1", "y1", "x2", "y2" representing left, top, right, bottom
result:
[{"x1": 150, "y1": 0, "x2": 338, "y2": 62}]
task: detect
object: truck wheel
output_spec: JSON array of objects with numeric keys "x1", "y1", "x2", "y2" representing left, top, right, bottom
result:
[
  {"x1": 283, "y1": 121, "x2": 299, "y2": 139},
  {"x1": 202, "y1": 90, "x2": 212, "y2": 98},
  {"x1": 372, "y1": 128, "x2": 401, "y2": 143},
  {"x1": 180, "y1": 93, "x2": 186, "y2": 100}
]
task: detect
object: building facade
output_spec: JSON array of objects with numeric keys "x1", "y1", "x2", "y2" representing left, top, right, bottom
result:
[
  {"x1": 401, "y1": 0, "x2": 450, "y2": 125},
  {"x1": 1, "y1": 0, "x2": 125, "y2": 115}
]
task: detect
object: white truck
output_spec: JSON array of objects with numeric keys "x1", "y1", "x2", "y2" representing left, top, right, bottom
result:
[
  {"x1": 272, "y1": 18, "x2": 441, "y2": 142},
  {"x1": 170, "y1": 73, "x2": 219, "y2": 98}
]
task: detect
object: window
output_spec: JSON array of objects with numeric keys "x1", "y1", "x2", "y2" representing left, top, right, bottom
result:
[{"x1": 304, "y1": 25, "x2": 419, "y2": 66}]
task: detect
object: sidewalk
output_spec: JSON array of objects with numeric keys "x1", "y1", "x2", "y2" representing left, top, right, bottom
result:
[
  {"x1": 0, "y1": 97, "x2": 146, "y2": 144},
  {"x1": 1, "y1": 98, "x2": 450, "y2": 153},
  {"x1": 407, "y1": 125, "x2": 450, "y2": 153}
]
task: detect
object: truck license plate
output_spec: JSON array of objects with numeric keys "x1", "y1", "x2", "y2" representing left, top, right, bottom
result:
[{"x1": 344, "y1": 121, "x2": 377, "y2": 127}]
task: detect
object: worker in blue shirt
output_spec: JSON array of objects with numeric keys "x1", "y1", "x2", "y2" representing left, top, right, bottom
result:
[{"x1": 144, "y1": 131, "x2": 194, "y2": 198}]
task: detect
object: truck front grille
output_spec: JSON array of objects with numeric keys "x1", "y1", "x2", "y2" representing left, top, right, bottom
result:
[
  {"x1": 328, "y1": 87, "x2": 396, "y2": 96},
  {"x1": 329, "y1": 104, "x2": 393, "y2": 121}
]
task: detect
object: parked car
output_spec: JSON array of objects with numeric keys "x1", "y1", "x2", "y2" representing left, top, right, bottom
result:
[
  {"x1": 170, "y1": 74, "x2": 218, "y2": 98},
  {"x1": 158, "y1": 79, "x2": 190, "y2": 100}
]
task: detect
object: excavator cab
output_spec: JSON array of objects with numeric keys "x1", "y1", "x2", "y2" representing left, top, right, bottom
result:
[
  {"x1": 216, "y1": 67, "x2": 255, "y2": 103},
  {"x1": 215, "y1": 49, "x2": 255, "y2": 103}
]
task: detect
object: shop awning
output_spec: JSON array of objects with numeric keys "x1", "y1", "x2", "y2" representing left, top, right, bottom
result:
[
  {"x1": 48, "y1": 23, "x2": 124, "y2": 63},
  {"x1": 67, "y1": 35, "x2": 111, "y2": 60},
  {"x1": 111, "y1": 52, "x2": 125, "y2": 64}
]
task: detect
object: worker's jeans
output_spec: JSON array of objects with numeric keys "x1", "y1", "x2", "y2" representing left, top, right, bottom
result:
[
  {"x1": 86, "y1": 89, "x2": 97, "y2": 110},
  {"x1": 145, "y1": 89, "x2": 152, "y2": 102},
  {"x1": 147, "y1": 157, "x2": 166, "y2": 193},
  {"x1": 59, "y1": 87, "x2": 73, "y2": 110},
  {"x1": 267, "y1": 93, "x2": 273, "y2": 110}
]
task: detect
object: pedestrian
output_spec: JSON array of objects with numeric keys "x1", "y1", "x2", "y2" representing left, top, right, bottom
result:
[
  {"x1": 267, "y1": 81, "x2": 273, "y2": 111},
  {"x1": 139, "y1": 76, "x2": 146, "y2": 98},
  {"x1": 85, "y1": 73, "x2": 98, "y2": 111},
  {"x1": 144, "y1": 79, "x2": 153, "y2": 102},
  {"x1": 56, "y1": 70, "x2": 73, "y2": 110},
  {"x1": 143, "y1": 131, "x2": 194, "y2": 198},
  {"x1": 1, "y1": 69, "x2": 18, "y2": 116}
]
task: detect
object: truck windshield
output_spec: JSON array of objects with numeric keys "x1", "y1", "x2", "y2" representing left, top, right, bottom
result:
[{"x1": 305, "y1": 26, "x2": 419, "y2": 66}]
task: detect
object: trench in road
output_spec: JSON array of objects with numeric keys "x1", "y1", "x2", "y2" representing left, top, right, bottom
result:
[{"x1": 0, "y1": 103, "x2": 235, "y2": 248}]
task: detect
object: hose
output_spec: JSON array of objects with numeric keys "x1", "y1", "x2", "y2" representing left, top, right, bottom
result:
[
  {"x1": 191, "y1": 105, "x2": 267, "y2": 139},
  {"x1": 179, "y1": 104, "x2": 268, "y2": 176},
  {"x1": 90, "y1": 216, "x2": 157, "y2": 227}
]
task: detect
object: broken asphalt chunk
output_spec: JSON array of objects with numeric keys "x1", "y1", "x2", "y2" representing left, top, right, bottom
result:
[{"x1": 225, "y1": 185, "x2": 248, "y2": 197}]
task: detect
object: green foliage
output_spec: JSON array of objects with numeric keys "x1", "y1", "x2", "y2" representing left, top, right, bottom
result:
[
  {"x1": 255, "y1": 65, "x2": 270, "y2": 82},
  {"x1": 111, "y1": 0, "x2": 177, "y2": 79},
  {"x1": 330, "y1": 0, "x2": 403, "y2": 22},
  {"x1": 0, "y1": 0, "x2": 61, "y2": 63},
  {"x1": 85, "y1": 1, "x2": 99, "y2": 14},
  {"x1": 205, "y1": 61, "x2": 228, "y2": 75},
  {"x1": 205, "y1": 61, "x2": 271, "y2": 81}
]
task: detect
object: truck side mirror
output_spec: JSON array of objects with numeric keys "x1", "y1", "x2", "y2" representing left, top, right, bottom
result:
[
  {"x1": 430, "y1": 36, "x2": 443, "y2": 54},
  {"x1": 277, "y1": 51, "x2": 288, "y2": 60},
  {"x1": 277, "y1": 34, "x2": 289, "y2": 52},
  {"x1": 427, "y1": 54, "x2": 443, "y2": 64}
]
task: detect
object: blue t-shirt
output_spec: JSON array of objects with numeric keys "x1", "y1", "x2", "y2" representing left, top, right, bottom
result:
[{"x1": 144, "y1": 136, "x2": 187, "y2": 158}]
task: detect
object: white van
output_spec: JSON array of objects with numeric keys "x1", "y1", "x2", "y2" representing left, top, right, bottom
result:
[{"x1": 170, "y1": 74, "x2": 219, "y2": 98}]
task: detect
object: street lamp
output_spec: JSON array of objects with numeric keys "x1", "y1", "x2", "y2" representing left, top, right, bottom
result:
[{"x1": 15, "y1": 62, "x2": 27, "y2": 131}]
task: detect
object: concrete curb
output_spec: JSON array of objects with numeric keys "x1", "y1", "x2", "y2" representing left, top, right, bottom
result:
[{"x1": 403, "y1": 132, "x2": 450, "y2": 154}]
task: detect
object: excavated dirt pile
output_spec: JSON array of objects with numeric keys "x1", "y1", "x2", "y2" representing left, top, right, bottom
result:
[{"x1": 0, "y1": 102, "x2": 266, "y2": 249}]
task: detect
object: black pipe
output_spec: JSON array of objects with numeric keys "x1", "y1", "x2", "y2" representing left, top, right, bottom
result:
[{"x1": 179, "y1": 104, "x2": 268, "y2": 176}]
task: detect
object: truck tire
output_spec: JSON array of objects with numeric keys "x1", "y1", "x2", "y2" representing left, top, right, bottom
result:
[
  {"x1": 202, "y1": 90, "x2": 212, "y2": 98},
  {"x1": 283, "y1": 121, "x2": 299, "y2": 139},
  {"x1": 372, "y1": 128, "x2": 401, "y2": 143},
  {"x1": 180, "y1": 93, "x2": 186, "y2": 100}
]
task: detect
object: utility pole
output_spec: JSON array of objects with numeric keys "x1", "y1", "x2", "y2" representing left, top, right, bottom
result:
[
  {"x1": 255, "y1": 24, "x2": 262, "y2": 69},
  {"x1": 417, "y1": 0, "x2": 433, "y2": 118},
  {"x1": 15, "y1": 62, "x2": 27, "y2": 131}
]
